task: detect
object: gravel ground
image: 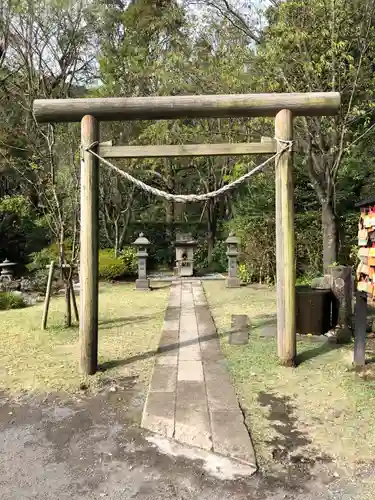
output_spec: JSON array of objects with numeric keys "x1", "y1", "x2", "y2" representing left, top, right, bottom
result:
[{"x1": 0, "y1": 379, "x2": 374, "y2": 500}]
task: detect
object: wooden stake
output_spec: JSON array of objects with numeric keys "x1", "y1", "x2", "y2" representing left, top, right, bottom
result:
[
  {"x1": 70, "y1": 279, "x2": 79, "y2": 322},
  {"x1": 275, "y1": 110, "x2": 296, "y2": 366},
  {"x1": 353, "y1": 290, "x2": 367, "y2": 369},
  {"x1": 80, "y1": 115, "x2": 99, "y2": 375},
  {"x1": 41, "y1": 260, "x2": 55, "y2": 330},
  {"x1": 64, "y1": 279, "x2": 72, "y2": 327}
]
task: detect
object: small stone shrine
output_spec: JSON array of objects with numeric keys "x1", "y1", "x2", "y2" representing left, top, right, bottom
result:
[
  {"x1": 133, "y1": 233, "x2": 151, "y2": 290},
  {"x1": 175, "y1": 232, "x2": 197, "y2": 277},
  {"x1": 226, "y1": 233, "x2": 241, "y2": 288}
]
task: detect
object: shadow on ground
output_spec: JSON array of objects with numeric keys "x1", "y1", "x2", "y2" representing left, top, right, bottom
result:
[
  {"x1": 99, "y1": 312, "x2": 161, "y2": 330},
  {"x1": 254, "y1": 391, "x2": 333, "y2": 488}
]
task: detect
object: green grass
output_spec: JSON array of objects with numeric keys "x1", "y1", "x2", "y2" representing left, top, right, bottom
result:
[
  {"x1": 0, "y1": 283, "x2": 168, "y2": 394},
  {"x1": 204, "y1": 281, "x2": 375, "y2": 471}
]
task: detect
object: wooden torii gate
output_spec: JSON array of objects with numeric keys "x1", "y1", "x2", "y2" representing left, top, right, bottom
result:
[{"x1": 34, "y1": 92, "x2": 340, "y2": 375}]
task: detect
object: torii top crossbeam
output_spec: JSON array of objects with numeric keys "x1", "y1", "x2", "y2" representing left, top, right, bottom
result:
[{"x1": 33, "y1": 92, "x2": 340, "y2": 122}]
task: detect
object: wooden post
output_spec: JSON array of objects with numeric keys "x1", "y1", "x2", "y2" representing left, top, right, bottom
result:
[
  {"x1": 80, "y1": 115, "x2": 99, "y2": 375},
  {"x1": 41, "y1": 260, "x2": 55, "y2": 330},
  {"x1": 275, "y1": 110, "x2": 296, "y2": 366},
  {"x1": 354, "y1": 290, "x2": 367, "y2": 369},
  {"x1": 70, "y1": 279, "x2": 79, "y2": 322}
]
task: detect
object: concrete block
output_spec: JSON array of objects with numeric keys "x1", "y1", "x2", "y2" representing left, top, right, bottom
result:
[
  {"x1": 178, "y1": 360, "x2": 204, "y2": 382},
  {"x1": 229, "y1": 314, "x2": 250, "y2": 345},
  {"x1": 210, "y1": 410, "x2": 256, "y2": 466},
  {"x1": 142, "y1": 391, "x2": 176, "y2": 438},
  {"x1": 175, "y1": 406, "x2": 212, "y2": 451},
  {"x1": 177, "y1": 381, "x2": 208, "y2": 408},
  {"x1": 149, "y1": 365, "x2": 177, "y2": 393}
]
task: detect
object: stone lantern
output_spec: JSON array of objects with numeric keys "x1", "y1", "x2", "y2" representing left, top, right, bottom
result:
[
  {"x1": 133, "y1": 233, "x2": 151, "y2": 290},
  {"x1": 0, "y1": 258, "x2": 16, "y2": 282},
  {"x1": 225, "y1": 233, "x2": 240, "y2": 288}
]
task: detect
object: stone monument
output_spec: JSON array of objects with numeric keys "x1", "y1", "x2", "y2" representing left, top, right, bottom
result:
[
  {"x1": 175, "y1": 232, "x2": 197, "y2": 277},
  {"x1": 133, "y1": 233, "x2": 150, "y2": 290},
  {"x1": 225, "y1": 233, "x2": 241, "y2": 288}
]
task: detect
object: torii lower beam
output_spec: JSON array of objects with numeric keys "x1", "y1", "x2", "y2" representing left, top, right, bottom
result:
[{"x1": 33, "y1": 92, "x2": 340, "y2": 374}]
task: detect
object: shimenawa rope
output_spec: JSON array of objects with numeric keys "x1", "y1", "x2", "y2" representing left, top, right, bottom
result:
[{"x1": 84, "y1": 138, "x2": 293, "y2": 203}]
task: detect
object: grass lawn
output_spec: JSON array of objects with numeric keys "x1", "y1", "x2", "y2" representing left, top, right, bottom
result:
[
  {"x1": 204, "y1": 281, "x2": 375, "y2": 473},
  {"x1": 0, "y1": 283, "x2": 168, "y2": 394}
]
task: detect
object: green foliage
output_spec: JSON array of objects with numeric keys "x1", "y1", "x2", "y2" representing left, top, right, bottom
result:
[
  {"x1": 27, "y1": 246, "x2": 59, "y2": 273},
  {"x1": 0, "y1": 195, "x2": 47, "y2": 265},
  {"x1": 194, "y1": 239, "x2": 227, "y2": 273},
  {"x1": 99, "y1": 248, "x2": 137, "y2": 281},
  {"x1": 27, "y1": 242, "x2": 74, "y2": 272},
  {"x1": 210, "y1": 240, "x2": 227, "y2": 273},
  {"x1": 0, "y1": 292, "x2": 26, "y2": 310},
  {"x1": 120, "y1": 247, "x2": 138, "y2": 275},
  {"x1": 238, "y1": 263, "x2": 251, "y2": 284}
]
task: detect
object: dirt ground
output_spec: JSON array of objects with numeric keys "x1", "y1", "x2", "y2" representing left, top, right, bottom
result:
[{"x1": 1, "y1": 377, "x2": 374, "y2": 500}]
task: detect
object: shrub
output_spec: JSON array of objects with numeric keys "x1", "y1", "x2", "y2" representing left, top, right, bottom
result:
[
  {"x1": 99, "y1": 248, "x2": 137, "y2": 280},
  {"x1": 27, "y1": 241, "x2": 73, "y2": 272},
  {"x1": 0, "y1": 292, "x2": 26, "y2": 310},
  {"x1": 238, "y1": 263, "x2": 252, "y2": 284},
  {"x1": 210, "y1": 240, "x2": 227, "y2": 273},
  {"x1": 120, "y1": 247, "x2": 138, "y2": 275},
  {"x1": 194, "y1": 239, "x2": 227, "y2": 273}
]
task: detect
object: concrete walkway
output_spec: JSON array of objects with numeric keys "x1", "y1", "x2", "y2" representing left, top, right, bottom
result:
[{"x1": 141, "y1": 281, "x2": 256, "y2": 472}]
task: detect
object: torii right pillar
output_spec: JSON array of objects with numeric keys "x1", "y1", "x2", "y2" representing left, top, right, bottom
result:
[{"x1": 275, "y1": 109, "x2": 296, "y2": 366}]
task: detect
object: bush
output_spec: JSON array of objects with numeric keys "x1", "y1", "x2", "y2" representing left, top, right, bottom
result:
[
  {"x1": 194, "y1": 239, "x2": 227, "y2": 273},
  {"x1": 238, "y1": 263, "x2": 251, "y2": 284},
  {"x1": 0, "y1": 195, "x2": 48, "y2": 266},
  {"x1": 120, "y1": 247, "x2": 138, "y2": 275},
  {"x1": 99, "y1": 247, "x2": 137, "y2": 280},
  {"x1": 210, "y1": 240, "x2": 227, "y2": 272},
  {"x1": 0, "y1": 291, "x2": 26, "y2": 310},
  {"x1": 27, "y1": 241, "x2": 74, "y2": 272}
]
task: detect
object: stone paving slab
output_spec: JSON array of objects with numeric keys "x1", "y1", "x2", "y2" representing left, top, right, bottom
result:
[
  {"x1": 142, "y1": 391, "x2": 175, "y2": 438},
  {"x1": 210, "y1": 410, "x2": 256, "y2": 465},
  {"x1": 178, "y1": 360, "x2": 204, "y2": 381},
  {"x1": 141, "y1": 280, "x2": 257, "y2": 473}
]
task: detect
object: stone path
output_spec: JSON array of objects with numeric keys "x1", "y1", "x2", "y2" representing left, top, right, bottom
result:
[{"x1": 141, "y1": 281, "x2": 256, "y2": 472}]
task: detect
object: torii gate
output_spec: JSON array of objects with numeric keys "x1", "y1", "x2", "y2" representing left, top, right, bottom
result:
[{"x1": 33, "y1": 92, "x2": 341, "y2": 375}]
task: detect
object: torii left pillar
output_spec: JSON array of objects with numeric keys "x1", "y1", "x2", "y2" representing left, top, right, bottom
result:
[{"x1": 80, "y1": 115, "x2": 99, "y2": 374}]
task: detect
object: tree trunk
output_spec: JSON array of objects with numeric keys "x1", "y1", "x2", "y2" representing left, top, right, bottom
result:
[{"x1": 322, "y1": 201, "x2": 338, "y2": 271}]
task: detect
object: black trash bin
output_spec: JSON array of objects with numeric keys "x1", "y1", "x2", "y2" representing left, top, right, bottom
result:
[{"x1": 295, "y1": 286, "x2": 332, "y2": 335}]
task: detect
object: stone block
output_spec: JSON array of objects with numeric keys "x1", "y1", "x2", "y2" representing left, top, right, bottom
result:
[
  {"x1": 178, "y1": 360, "x2": 204, "y2": 382},
  {"x1": 179, "y1": 343, "x2": 201, "y2": 361},
  {"x1": 176, "y1": 381, "x2": 208, "y2": 408},
  {"x1": 175, "y1": 406, "x2": 212, "y2": 451},
  {"x1": 155, "y1": 354, "x2": 178, "y2": 366},
  {"x1": 204, "y1": 360, "x2": 239, "y2": 411},
  {"x1": 226, "y1": 277, "x2": 241, "y2": 288},
  {"x1": 135, "y1": 278, "x2": 150, "y2": 290},
  {"x1": 229, "y1": 314, "x2": 250, "y2": 345},
  {"x1": 141, "y1": 391, "x2": 176, "y2": 438},
  {"x1": 199, "y1": 337, "x2": 223, "y2": 361},
  {"x1": 149, "y1": 365, "x2": 177, "y2": 393},
  {"x1": 210, "y1": 410, "x2": 256, "y2": 466}
]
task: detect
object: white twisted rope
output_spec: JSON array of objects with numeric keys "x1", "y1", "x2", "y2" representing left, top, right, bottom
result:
[{"x1": 85, "y1": 138, "x2": 293, "y2": 203}]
